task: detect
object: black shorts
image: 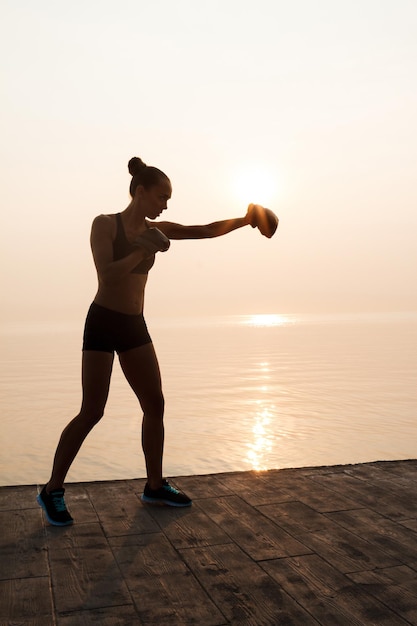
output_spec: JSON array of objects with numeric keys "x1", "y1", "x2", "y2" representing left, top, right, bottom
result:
[{"x1": 82, "y1": 302, "x2": 152, "y2": 354}]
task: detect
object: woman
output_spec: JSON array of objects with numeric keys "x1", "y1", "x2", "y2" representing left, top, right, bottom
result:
[{"x1": 37, "y1": 156, "x2": 266, "y2": 526}]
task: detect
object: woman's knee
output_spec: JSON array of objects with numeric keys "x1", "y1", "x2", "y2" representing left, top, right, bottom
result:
[
  {"x1": 78, "y1": 404, "x2": 106, "y2": 427},
  {"x1": 141, "y1": 391, "x2": 165, "y2": 418}
]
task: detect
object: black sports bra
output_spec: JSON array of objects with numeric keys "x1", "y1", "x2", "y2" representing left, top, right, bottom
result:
[{"x1": 113, "y1": 213, "x2": 155, "y2": 275}]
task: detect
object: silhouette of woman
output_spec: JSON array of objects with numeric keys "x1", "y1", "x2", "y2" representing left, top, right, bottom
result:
[{"x1": 37, "y1": 156, "x2": 273, "y2": 525}]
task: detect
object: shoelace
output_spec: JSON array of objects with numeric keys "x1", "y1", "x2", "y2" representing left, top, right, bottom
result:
[
  {"x1": 162, "y1": 483, "x2": 179, "y2": 495},
  {"x1": 51, "y1": 494, "x2": 67, "y2": 512}
]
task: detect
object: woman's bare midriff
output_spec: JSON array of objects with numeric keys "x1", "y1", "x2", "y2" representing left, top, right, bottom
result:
[{"x1": 93, "y1": 273, "x2": 148, "y2": 315}]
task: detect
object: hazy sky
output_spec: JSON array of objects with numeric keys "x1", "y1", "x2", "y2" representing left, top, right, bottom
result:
[{"x1": 1, "y1": 0, "x2": 416, "y2": 326}]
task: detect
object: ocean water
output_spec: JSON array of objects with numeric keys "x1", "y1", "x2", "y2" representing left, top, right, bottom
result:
[{"x1": 1, "y1": 312, "x2": 416, "y2": 486}]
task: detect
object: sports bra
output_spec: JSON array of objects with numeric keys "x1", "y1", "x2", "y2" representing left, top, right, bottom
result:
[{"x1": 113, "y1": 213, "x2": 155, "y2": 275}]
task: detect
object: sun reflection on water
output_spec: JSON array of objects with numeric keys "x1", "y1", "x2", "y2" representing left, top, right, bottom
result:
[
  {"x1": 243, "y1": 314, "x2": 293, "y2": 327},
  {"x1": 246, "y1": 406, "x2": 274, "y2": 471},
  {"x1": 244, "y1": 359, "x2": 278, "y2": 471}
]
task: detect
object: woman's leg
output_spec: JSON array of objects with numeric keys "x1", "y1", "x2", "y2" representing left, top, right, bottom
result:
[
  {"x1": 118, "y1": 342, "x2": 164, "y2": 490},
  {"x1": 46, "y1": 350, "x2": 114, "y2": 492}
]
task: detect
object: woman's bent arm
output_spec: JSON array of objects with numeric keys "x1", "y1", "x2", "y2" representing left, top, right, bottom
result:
[{"x1": 90, "y1": 215, "x2": 149, "y2": 284}]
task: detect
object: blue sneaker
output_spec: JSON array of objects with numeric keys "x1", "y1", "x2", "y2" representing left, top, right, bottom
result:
[
  {"x1": 141, "y1": 479, "x2": 192, "y2": 507},
  {"x1": 37, "y1": 486, "x2": 74, "y2": 526}
]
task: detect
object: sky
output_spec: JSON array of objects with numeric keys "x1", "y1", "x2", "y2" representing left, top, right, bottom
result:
[{"x1": 1, "y1": 0, "x2": 417, "y2": 326}]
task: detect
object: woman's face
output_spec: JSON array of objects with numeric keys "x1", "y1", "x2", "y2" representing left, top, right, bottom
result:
[{"x1": 138, "y1": 179, "x2": 172, "y2": 220}]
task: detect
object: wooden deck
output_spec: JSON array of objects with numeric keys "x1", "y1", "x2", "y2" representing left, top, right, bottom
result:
[{"x1": 1, "y1": 460, "x2": 417, "y2": 625}]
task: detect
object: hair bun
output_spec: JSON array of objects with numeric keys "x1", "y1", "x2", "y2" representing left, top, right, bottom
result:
[{"x1": 128, "y1": 157, "x2": 147, "y2": 177}]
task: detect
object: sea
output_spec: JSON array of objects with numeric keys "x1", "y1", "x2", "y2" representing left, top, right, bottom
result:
[{"x1": 1, "y1": 312, "x2": 416, "y2": 487}]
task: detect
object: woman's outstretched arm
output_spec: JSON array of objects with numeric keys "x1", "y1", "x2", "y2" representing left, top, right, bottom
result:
[{"x1": 155, "y1": 212, "x2": 251, "y2": 241}]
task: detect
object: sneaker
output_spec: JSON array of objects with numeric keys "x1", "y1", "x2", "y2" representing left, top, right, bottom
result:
[
  {"x1": 37, "y1": 486, "x2": 74, "y2": 526},
  {"x1": 141, "y1": 479, "x2": 192, "y2": 507}
]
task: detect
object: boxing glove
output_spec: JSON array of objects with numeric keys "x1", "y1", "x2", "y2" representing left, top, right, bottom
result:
[
  {"x1": 133, "y1": 227, "x2": 171, "y2": 253},
  {"x1": 247, "y1": 204, "x2": 279, "y2": 238}
]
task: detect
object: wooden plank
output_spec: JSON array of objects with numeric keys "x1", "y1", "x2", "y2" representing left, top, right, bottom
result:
[
  {"x1": 261, "y1": 555, "x2": 367, "y2": 626},
  {"x1": 311, "y1": 472, "x2": 417, "y2": 520},
  {"x1": 63, "y1": 484, "x2": 100, "y2": 525},
  {"x1": 334, "y1": 583, "x2": 411, "y2": 625},
  {"x1": 215, "y1": 469, "x2": 303, "y2": 506},
  {"x1": 347, "y1": 568, "x2": 417, "y2": 624},
  {"x1": 50, "y1": 546, "x2": 132, "y2": 614},
  {"x1": 0, "y1": 576, "x2": 53, "y2": 624},
  {"x1": 345, "y1": 463, "x2": 403, "y2": 484},
  {"x1": 179, "y1": 543, "x2": 319, "y2": 625},
  {"x1": 297, "y1": 524, "x2": 400, "y2": 574},
  {"x1": 345, "y1": 465, "x2": 417, "y2": 509},
  {"x1": 227, "y1": 466, "x2": 359, "y2": 512},
  {"x1": 57, "y1": 604, "x2": 142, "y2": 626},
  {"x1": 202, "y1": 495, "x2": 311, "y2": 560},
  {"x1": 168, "y1": 474, "x2": 234, "y2": 500},
  {"x1": 283, "y1": 477, "x2": 360, "y2": 513},
  {"x1": 83, "y1": 481, "x2": 159, "y2": 537},
  {"x1": 300, "y1": 464, "x2": 356, "y2": 476},
  {"x1": 144, "y1": 504, "x2": 232, "y2": 549},
  {"x1": 0, "y1": 508, "x2": 48, "y2": 580},
  {"x1": 264, "y1": 549, "x2": 410, "y2": 625},
  {"x1": 257, "y1": 500, "x2": 346, "y2": 536},
  {"x1": 261, "y1": 553, "x2": 354, "y2": 596},
  {"x1": 366, "y1": 564, "x2": 417, "y2": 586},
  {"x1": 0, "y1": 484, "x2": 39, "y2": 511},
  {"x1": 327, "y1": 508, "x2": 417, "y2": 563},
  {"x1": 45, "y1": 521, "x2": 109, "y2": 550},
  {"x1": 263, "y1": 555, "x2": 411, "y2": 625},
  {"x1": 369, "y1": 460, "x2": 417, "y2": 483},
  {"x1": 399, "y1": 517, "x2": 417, "y2": 532},
  {"x1": 109, "y1": 532, "x2": 225, "y2": 625}
]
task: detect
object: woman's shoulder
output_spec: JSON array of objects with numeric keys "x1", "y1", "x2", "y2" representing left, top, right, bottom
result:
[
  {"x1": 92, "y1": 213, "x2": 118, "y2": 228},
  {"x1": 93, "y1": 212, "x2": 118, "y2": 223},
  {"x1": 91, "y1": 213, "x2": 118, "y2": 239}
]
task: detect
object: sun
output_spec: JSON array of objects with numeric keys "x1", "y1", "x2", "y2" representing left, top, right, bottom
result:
[{"x1": 231, "y1": 165, "x2": 278, "y2": 207}]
